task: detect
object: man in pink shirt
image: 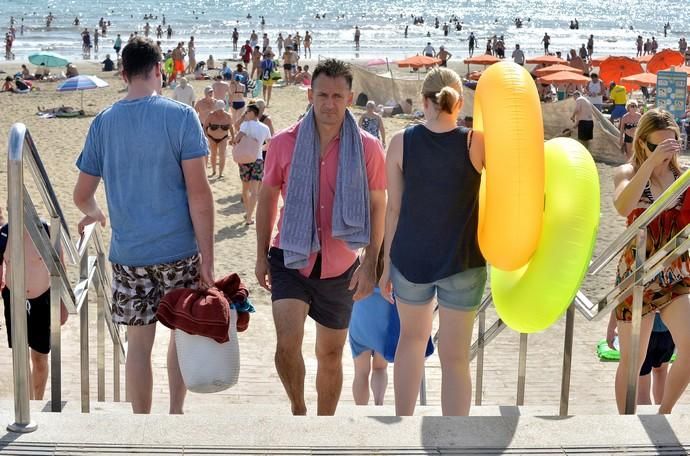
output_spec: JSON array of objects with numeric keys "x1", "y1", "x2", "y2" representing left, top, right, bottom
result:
[{"x1": 256, "y1": 59, "x2": 386, "y2": 416}]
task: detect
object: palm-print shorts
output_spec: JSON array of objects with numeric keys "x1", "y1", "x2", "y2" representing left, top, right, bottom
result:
[{"x1": 111, "y1": 255, "x2": 200, "y2": 326}]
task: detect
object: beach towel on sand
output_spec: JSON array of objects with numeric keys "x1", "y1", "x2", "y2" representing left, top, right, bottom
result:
[{"x1": 279, "y1": 108, "x2": 370, "y2": 269}]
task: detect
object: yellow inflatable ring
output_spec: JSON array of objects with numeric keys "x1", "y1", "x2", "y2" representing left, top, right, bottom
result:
[
  {"x1": 491, "y1": 138, "x2": 600, "y2": 333},
  {"x1": 475, "y1": 62, "x2": 545, "y2": 271}
]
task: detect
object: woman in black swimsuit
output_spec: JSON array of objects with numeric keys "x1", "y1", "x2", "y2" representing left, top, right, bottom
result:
[
  {"x1": 619, "y1": 101, "x2": 642, "y2": 160},
  {"x1": 203, "y1": 100, "x2": 235, "y2": 178}
]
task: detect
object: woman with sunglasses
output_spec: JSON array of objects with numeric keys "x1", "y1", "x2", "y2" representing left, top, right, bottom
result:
[{"x1": 613, "y1": 109, "x2": 690, "y2": 414}]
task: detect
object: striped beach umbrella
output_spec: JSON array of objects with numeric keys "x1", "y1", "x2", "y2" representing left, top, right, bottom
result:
[{"x1": 57, "y1": 75, "x2": 109, "y2": 110}]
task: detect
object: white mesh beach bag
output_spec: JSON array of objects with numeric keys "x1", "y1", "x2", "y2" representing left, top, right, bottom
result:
[{"x1": 175, "y1": 308, "x2": 240, "y2": 393}]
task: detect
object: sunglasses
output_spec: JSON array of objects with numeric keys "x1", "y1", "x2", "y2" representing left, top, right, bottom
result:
[{"x1": 646, "y1": 138, "x2": 678, "y2": 152}]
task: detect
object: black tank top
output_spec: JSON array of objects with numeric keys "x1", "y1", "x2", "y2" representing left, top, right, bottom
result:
[{"x1": 390, "y1": 124, "x2": 486, "y2": 283}]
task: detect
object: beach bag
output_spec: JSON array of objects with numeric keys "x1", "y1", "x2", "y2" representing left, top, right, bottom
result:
[
  {"x1": 175, "y1": 309, "x2": 240, "y2": 393},
  {"x1": 253, "y1": 79, "x2": 263, "y2": 98},
  {"x1": 232, "y1": 136, "x2": 260, "y2": 164},
  {"x1": 271, "y1": 62, "x2": 282, "y2": 80}
]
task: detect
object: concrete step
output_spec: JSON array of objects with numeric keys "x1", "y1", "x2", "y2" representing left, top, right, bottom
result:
[
  {"x1": 1, "y1": 408, "x2": 690, "y2": 455},
  {"x1": 15, "y1": 399, "x2": 690, "y2": 417}
]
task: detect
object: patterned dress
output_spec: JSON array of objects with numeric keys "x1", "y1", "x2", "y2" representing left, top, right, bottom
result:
[{"x1": 615, "y1": 166, "x2": 690, "y2": 321}]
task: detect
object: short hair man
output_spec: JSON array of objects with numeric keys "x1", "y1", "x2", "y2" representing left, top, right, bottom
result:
[
  {"x1": 571, "y1": 91, "x2": 594, "y2": 149},
  {"x1": 255, "y1": 59, "x2": 386, "y2": 415},
  {"x1": 73, "y1": 37, "x2": 214, "y2": 414}
]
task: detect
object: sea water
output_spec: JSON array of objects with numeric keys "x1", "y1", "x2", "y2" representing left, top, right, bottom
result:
[{"x1": 1, "y1": 0, "x2": 688, "y2": 62}]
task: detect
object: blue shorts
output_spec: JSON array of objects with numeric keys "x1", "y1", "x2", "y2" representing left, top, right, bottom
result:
[
  {"x1": 390, "y1": 264, "x2": 487, "y2": 311},
  {"x1": 611, "y1": 104, "x2": 627, "y2": 120}
]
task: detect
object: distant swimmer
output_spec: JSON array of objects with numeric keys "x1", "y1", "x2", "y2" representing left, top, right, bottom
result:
[
  {"x1": 542, "y1": 32, "x2": 551, "y2": 54},
  {"x1": 73, "y1": 16, "x2": 80, "y2": 26},
  {"x1": 468, "y1": 31, "x2": 476, "y2": 57},
  {"x1": 354, "y1": 25, "x2": 361, "y2": 50}
]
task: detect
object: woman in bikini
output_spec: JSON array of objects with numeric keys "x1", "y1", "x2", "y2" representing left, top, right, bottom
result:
[
  {"x1": 203, "y1": 100, "x2": 235, "y2": 178},
  {"x1": 613, "y1": 109, "x2": 690, "y2": 414},
  {"x1": 619, "y1": 101, "x2": 642, "y2": 160},
  {"x1": 229, "y1": 75, "x2": 246, "y2": 126}
]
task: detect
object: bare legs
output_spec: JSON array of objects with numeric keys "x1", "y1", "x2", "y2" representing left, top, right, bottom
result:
[
  {"x1": 263, "y1": 84, "x2": 273, "y2": 107},
  {"x1": 659, "y1": 295, "x2": 690, "y2": 413},
  {"x1": 167, "y1": 334, "x2": 186, "y2": 414},
  {"x1": 217, "y1": 139, "x2": 227, "y2": 178},
  {"x1": 615, "y1": 313, "x2": 654, "y2": 414},
  {"x1": 353, "y1": 351, "x2": 388, "y2": 405},
  {"x1": 438, "y1": 306, "x2": 476, "y2": 416},
  {"x1": 208, "y1": 141, "x2": 218, "y2": 176},
  {"x1": 394, "y1": 298, "x2": 434, "y2": 416},
  {"x1": 314, "y1": 322, "x2": 348, "y2": 415},
  {"x1": 30, "y1": 350, "x2": 49, "y2": 400},
  {"x1": 273, "y1": 299, "x2": 348, "y2": 415},
  {"x1": 242, "y1": 179, "x2": 261, "y2": 224},
  {"x1": 125, "y1": 324, "x2": 157, "y2": 413},
  {"x1": 273, "y1": 299, "x2": 309, "y2": 415},
  {"x1": 207, "y1": 139, "x2": 228, "y2": 178}
]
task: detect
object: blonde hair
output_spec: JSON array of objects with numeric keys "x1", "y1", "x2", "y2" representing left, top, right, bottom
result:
[
  {"x1": 421, "y1": 67, "x2": 462, "y2": 114},
  {"x1": 631, "y1": 109, "x2": 681, "y2": 171}
]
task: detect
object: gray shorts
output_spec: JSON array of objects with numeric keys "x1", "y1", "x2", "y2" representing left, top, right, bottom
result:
[
  {"x1": 111, "y1": 255, "x2": 200, "y2": 326},
  {"x1": 390, "y1": 264, "x2": 487, "y2": 311}
]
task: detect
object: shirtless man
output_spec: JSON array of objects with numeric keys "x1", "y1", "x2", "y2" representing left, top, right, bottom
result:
[
  {"x1": 282, "y1": 46, "x2": 298, "y2": 83},
  {"x1": 251, "y1": 46, "x2": 262, "y2": 80},
  {"x1": 436, "y1": 46, "x2": 452, "y2": 67},
  {"x1": 0, "y1": 216, "x2": 67, "y2": 400},
  {"x1": 195, "y1": 86, "x2": 218, "y2": 126},
  {"x1": 570, "y1": 91, "x2": 594, "y2": 149},
  {"x1": 212, "y1": 75, "x2": 230, "y2": 107},
  {"x1": 304, "y1": 31, "x2": 312, "y2": 58}
]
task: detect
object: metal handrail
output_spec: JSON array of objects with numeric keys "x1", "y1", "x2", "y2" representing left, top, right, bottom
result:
[
  {"x1": 423, "y1": 168, "x2": 690, "y2": 415},
  {"x1": 6, "y1": 123, "x2": 125, "y2": 433}
]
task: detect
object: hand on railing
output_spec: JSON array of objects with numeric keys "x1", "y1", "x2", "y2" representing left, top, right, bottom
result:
[{"x1": 77, "y1": 210, "x2": 107, "y2": 236}]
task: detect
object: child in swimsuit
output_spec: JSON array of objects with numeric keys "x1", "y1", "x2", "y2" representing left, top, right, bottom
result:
[{"x1": 612, "y1": 109, "x2": 690, "y2": 415}]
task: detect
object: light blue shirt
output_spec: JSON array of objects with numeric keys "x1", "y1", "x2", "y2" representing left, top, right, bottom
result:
[{"x1": 76, "y1": 95, "x2": 208, "y2": 267}]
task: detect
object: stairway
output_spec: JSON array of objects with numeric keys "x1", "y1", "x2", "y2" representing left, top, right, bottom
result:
[{"x1": 1, "y1": 401, "x2": 690, "y2": 455}]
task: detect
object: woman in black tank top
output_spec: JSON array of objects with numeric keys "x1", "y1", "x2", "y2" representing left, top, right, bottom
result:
[{"x1": 380, "y1": 67, "x2": 487, "y2": 416}]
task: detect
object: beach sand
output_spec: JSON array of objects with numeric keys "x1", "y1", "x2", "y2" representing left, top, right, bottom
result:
[{"x1": 0, "y1": 59, "x2": 688, "y2": 412}]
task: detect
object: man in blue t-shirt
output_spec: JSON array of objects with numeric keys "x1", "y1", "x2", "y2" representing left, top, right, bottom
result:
[{"x1": 73, "y1": 37, "x2": 214, "y2": 415}]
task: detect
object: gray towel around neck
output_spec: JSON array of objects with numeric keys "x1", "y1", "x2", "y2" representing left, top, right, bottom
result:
[{"x1": 279, "y1": 108, "x2": 370, "y2": 270}]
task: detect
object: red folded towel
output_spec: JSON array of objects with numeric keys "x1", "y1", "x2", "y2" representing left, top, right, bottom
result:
[{"x1": 157, "y1": 273, "x2": 251, "y2": 343}]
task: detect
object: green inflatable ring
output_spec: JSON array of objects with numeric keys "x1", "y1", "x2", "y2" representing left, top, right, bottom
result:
[{"x1": 491, "y1": 138, "x2": 600, "y2": 333}]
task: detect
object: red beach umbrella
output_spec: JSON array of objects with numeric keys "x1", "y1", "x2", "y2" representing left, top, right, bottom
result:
[
  {"x1": 647, "y1": 49, "x2": 686, "y2": 74},
  {"x1": 525, "y1": 55, "x2": 566, "y2": 65},
  {"x1": 598, "y1": 56, "x2": 644, "y2": 86}
]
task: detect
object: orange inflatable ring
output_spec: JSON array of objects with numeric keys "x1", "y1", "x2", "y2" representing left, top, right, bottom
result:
[{"x1": 475, "y1": 62, "x2": 545, "y2": 271}]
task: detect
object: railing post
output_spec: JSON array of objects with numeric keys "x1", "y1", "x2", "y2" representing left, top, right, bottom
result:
[
  {"x1": 49, "y1": 216, "x2": 62, "y2": 412},
  {"x1": 7, "y1": 127, "x2": 37, "y2": 433},
  {"x1": 559, "y1": 304, "x2": 575, "y2": 416},
  {"x1": 113, "y1": 341, "x2": 121, "y2": 402},
  {"x1": 96, "y1": 257, "x2": 105, "y2": 402},
  {"x1": 516, "y1": 333, "x2": 528, "y2": 406},
  {"x1": 475, "y1": 309, "x2": 486, "y2": 405},
  {"x1": 625, "y1": 229, "x2": 647, "y2": 414},
  {"x1": 79, "y1": 254, "x2": 90, "y2": 413}
]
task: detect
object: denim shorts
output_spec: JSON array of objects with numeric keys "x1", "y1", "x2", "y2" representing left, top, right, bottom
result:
[{"x1": 390, "y1": 264, "x2": 487, "y2": 311}]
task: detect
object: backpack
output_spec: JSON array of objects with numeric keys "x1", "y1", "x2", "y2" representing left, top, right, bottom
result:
[{"x1": 261, "y1": 60, "x2": 273, "y2": 80}]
